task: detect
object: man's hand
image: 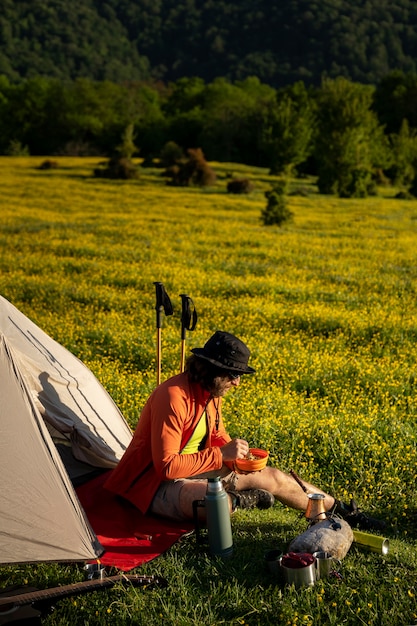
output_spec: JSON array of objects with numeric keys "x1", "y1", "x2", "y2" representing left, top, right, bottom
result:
[{"x1": 220, "y1": 438, "x2": 249, "y2": 462}]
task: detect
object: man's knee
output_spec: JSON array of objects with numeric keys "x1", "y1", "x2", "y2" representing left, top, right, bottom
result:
[{"x1": 179, "y1": 481, "x2": 210, "y2": 519}]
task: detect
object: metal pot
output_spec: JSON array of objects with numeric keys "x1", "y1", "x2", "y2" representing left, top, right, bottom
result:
[{"x1": 305, "y1": 493, "x2": 327, "y2": 522}]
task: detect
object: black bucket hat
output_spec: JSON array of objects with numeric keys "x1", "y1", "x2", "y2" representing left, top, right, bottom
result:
[{"x1": 191, "y1": 331, "x2": 255, "y2": 374}]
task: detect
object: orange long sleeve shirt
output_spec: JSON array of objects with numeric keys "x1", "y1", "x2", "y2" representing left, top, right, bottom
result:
[{"x1": 104, "y1": 372, "x2": 231, "y2": 513}]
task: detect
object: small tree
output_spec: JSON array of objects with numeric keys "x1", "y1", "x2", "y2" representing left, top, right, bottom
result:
[
  {"x1": 261, "y1": 82, "x2": 315, "y2": 176},
  {"x1": 315, "y1": 78, "x2": 390, "y2": 198},
  {"x1": 93, "y1": 123, "x2": 140, "y2": 180},
  {"x1": 261, "y1": 181, "x2": 293, "y2": 226},
  {"x1": 116, "y1": 123, "x2": 138, "y2": 160},
  {"x1": 387, "y1": 119, "x2": 417, "y2": 187}
]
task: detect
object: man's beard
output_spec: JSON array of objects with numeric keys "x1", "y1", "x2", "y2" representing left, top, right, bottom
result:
[{"x1": 207, "y1": 376, "x2": 229, "y2": 397}]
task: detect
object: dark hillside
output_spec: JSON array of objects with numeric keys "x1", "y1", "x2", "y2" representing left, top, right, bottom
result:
[
  {"x1": 1, "y1": 0, "x2": 417, "y2": 87},
  {"x1": 116, "y1": 0, "x2": 417, "y2": 86},
  {"x1": 0, "y1": 0, "x2": 149, "y2": 82}
]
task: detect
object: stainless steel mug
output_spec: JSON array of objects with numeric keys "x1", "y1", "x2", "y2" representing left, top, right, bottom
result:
[
  {"x1": 265, "y1": 549, "x2": 283, "y2": 575},
  {"x1": 281, "y1": 552, "x2": 316, "y2": 588},
  {"x1": 313, "y1": 551, "x2": 335, "y2": 579}
]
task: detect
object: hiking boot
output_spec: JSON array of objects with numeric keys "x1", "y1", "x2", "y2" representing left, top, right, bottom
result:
[
  {"x1": 345, "y1": 510, "x2": 387, "y2": 532},
  {"x1": 231, "y1": 489, "x2": 275, "y2": 510},
  {"x1": 335, "y1": 498, "x2": 386, "y2": 532}
]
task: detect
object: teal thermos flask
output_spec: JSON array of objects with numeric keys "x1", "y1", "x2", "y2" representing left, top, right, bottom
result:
[{"x1": 205, "y1": 477, "x2": 233, "y2": 558}]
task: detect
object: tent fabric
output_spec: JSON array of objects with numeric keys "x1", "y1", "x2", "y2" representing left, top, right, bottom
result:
[
  {"x1": 76, "y1": 471, "x2": 194, "y2": 572},
  {"x1": 0, "y1": 296, "x2": 133, "y2": 565},
  {"x1": 0, "y1": 296, "x2": 132, "y2": 469},
  {"x1": 0, "y1": 336, "x2": 102, "y2": 563}
]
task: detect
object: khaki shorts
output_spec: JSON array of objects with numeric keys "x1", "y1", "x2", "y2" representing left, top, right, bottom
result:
[{"x1": 149, "y1": 466, "x2": 238, "y2": 521}]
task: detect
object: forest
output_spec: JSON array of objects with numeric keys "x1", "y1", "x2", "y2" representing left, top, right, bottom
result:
[
  {"x1": 2, "y1": 71, "x2": 417, "y2": 199},
  {"x1": 3, "y1": 1, "x2": 417, "y2": 198},
  {"x1": 1, "y1": 0, "x2": 417, "y2": 88}
]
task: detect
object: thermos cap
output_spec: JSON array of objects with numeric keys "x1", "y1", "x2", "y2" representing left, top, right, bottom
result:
[{"x1": 207, "y1": 477, "x2": 223, "y2": 493}]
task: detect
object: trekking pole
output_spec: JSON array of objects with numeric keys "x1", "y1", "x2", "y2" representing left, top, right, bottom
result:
[
  {"x1": 153, "y1": 282, "x2": 173, "y2": 385},
  {"x1": 179, "y1": 294, "x2": 198, "y2": 372}
]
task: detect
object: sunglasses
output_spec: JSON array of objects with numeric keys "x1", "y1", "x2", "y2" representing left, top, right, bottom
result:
[{"x1": 228, "y1": 371, "x2": 241, "y2": 380}]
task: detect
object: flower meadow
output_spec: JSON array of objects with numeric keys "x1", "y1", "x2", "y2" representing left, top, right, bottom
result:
[{"x1": 0, "y1": 157, "x2": 416, "y2": 625}]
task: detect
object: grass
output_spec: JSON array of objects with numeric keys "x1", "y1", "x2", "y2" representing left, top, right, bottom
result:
[{"x1": 0, "y1": 157, "x2": 416, "y2": 625}]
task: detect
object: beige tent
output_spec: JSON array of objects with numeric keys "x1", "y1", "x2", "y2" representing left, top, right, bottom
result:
[{"x1": 0, "y1": 295, "x2": 133, "y2": 564}]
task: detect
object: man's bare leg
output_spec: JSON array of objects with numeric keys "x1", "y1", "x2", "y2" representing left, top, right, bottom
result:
[
  {"x1": 179, "y1": 481, "x2": 233, "y2": 519},
  {"x1": 228, "y1": 466, "x2": 335, "y2": 511},
  {"x1": 178, "y1": 467, "x2": 335, "y2": 519}
]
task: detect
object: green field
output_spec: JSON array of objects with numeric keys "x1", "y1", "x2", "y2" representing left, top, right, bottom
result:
[{"x1": 0, "y1": 157, "x2": 416, "y2": 625}]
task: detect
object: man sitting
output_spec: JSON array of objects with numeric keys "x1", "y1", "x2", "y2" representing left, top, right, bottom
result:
[{"x1": 105, "y1": 331, "x2": 385, "y2": 531}]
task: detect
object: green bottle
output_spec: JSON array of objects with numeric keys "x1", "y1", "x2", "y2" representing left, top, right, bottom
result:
[{"x1": 205, "y1": 477, "x2": 233, "y2": 558}]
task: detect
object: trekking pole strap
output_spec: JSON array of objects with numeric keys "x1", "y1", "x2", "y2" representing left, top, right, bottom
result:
[{"x1": 180, "y1": 294, "x2": 197, "y2": 338}]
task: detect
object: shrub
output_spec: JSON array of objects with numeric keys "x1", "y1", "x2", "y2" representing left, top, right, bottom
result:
[
  {"x1": 261, "y1": 181, "x2": 293, "y2": 226},
  {"x1": 159, "y1": 141, "x2": 185, "y2": 168},
  {"x1": 5, "y1": 140, "x2": 29, "y2": 156},
  {"x1": 227, "y1": 179, "x2": 254, "y2": 194},
  {"x1": 338, "y1": 168, "x2": 377, "y2": 198},
  {"x1": 165, "y1": 148, "x2": 216, "y2": 187},
  {"x1": 94, "y1": 156, "x2": 140, "y2": 180},
  {"x1": 318, "y1": 165, "x2": 377, "y2": 198},
  {"x1": 38, "y1": 160, "x2": 58, "y2": 170}
]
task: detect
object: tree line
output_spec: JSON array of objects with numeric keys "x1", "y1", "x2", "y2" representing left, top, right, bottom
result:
[
  {"x1": 2, "y1": 71, "x2": 417, "y2": 198},
  {"x1": 2, "y1": 0, "x2": 417, "y2": 89}
]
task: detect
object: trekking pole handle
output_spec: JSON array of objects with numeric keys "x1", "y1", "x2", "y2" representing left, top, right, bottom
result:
[
  {"x1": 154, "y1": 282, "x2": 173, "y2": 328},
  {"x1": 153, "y1": 282, "x2": 173, "y2": 386}
]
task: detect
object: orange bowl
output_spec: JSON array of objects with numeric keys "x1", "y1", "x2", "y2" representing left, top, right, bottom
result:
[{"x1": 235, "y1": 448, "x2": 269, "y2": 472}]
